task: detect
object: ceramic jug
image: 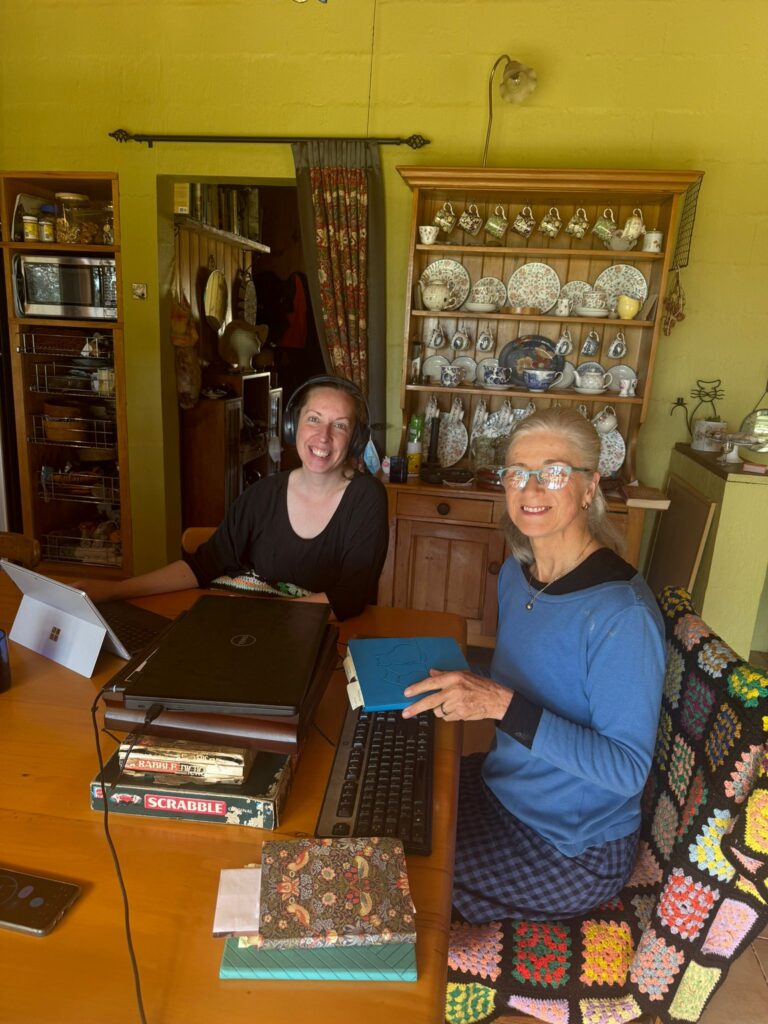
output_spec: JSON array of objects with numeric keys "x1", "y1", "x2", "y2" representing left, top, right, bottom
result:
[{"x1": 420, "y1": 279, "x2": 452, "y2": 311}]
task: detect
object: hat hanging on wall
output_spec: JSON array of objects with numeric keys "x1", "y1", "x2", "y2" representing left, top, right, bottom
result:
[{"x1": 482, "y1": 54, "x2": 538, "y2": 166}]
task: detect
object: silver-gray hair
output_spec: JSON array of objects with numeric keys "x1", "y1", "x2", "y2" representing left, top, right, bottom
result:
[{"x1": 499, "y1": 406, "x2": 624, "y2": 563}]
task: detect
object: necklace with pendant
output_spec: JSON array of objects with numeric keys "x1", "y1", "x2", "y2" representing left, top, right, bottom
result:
[{"x1": 525, "y1": 538, "x2": 593, "y2": 611}]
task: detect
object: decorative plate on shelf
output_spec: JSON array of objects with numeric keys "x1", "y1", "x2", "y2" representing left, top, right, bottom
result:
[
  {"x1": 594, "y1": 264, "x2": 648, "y2": 306},
  {"x1": 560, "y1": 280, "x2": 591, "y2": 309},
  {"x1": 574, "y1": 385, "x2": 610, "y2": 395},
  {"x1": 498, "y1": 335, "x2": 564, "y2": 388},
  {"x1": 598, "y1": 429, "x2": 626, "y2": 476},
  {"x1": 552, "y1": 360, "x2": 577, "y2": 389},
  {"x1": 437, "y1": 416, "x2": 469, "y2": 467},
  {"x1": 422, "y1": 354, "x2": 450, "y2": 380},
  {"x1": 606, "y1": 363, "x2": 639, "y2": 392},
  {"x1": 452, "y1": 355, "x2": 477, "y2": 383},
  {"x1": 419, "y1": 259, "x2": 471, "y2": 311},
  {"x1": 469, "y1": 277, "x2": 507, "y2": 308},
  {"x1": 506, "y1": 263, "x2": 561, "y2": 313},
  {"x1": 575, "y1": 307, "x2": 610, "y2": 318}
]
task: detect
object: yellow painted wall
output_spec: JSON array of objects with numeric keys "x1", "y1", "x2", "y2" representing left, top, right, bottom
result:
[{"x1": 1, "y1": 1, "x2": 767, "y2": 640}]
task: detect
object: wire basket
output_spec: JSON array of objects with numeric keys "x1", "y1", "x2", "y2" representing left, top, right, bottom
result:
[{"x1": 670, "y1": 177, "x2": 703, "y2": 271}]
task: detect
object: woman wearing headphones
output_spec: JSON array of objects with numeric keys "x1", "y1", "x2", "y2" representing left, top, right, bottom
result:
[{"x1": 78, "y1": 376, "x2": 388, "y2": 621}]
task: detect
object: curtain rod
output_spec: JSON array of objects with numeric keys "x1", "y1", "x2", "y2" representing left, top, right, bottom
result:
[{"x1": 109, "y1": 128, "x2": 430, "y2": 149}]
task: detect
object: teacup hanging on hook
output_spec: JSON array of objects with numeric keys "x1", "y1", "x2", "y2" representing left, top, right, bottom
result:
[
  {"x1": 607, "y1": 331, "x2": 627, "y2": 359},
  {"x1": 580, "y1": 330, "x2": 601, "y2": 357}
]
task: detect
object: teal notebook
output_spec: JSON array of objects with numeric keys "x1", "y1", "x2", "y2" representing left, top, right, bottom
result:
[
  {"x1": 219, "y1": 937, "x2": 417, "y2": 981},
  {"x1": 344, "y1": 636, "x2": 469, "y2": 711}
]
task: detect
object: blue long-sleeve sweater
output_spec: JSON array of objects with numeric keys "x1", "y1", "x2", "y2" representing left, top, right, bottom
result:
[{"x1": 482, "y1": 557, "x2": 665, "y2": 857}]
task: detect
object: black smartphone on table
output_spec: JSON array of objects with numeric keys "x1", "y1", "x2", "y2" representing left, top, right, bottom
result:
[{"x1": 0, "y1": 868, "x2": 81, "y2": 936}]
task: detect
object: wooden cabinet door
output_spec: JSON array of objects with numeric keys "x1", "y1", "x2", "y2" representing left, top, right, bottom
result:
[{"x1": 393, "y1": 520, "x2": 505, "y2": 645}]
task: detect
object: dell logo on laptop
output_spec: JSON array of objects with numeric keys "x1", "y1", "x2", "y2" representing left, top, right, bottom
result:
[{"x1": 230, "y1": 634, "x2": 256, "y2": 648}]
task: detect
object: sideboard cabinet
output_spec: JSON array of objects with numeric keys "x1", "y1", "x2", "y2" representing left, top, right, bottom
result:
[
  {"x1": 0, "y1": 171, "x2": 131, "y2": 574},
  {"x1": 379, "y1": 166, "x2": 702, "y2": 643}
]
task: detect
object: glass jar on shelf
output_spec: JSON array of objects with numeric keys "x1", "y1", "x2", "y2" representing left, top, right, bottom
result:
[
  {"x1": 74, "y1": 201, "x2": 113, "y2": 245},
  {"x1": 55, "y1": 192, "x2": 89, "y2": 243},
  {"x1": 37, "y1": 211, "x2": 55, "y2": 242},
  {"x1": 22, "y1": 215, "x2": 39, "y2": 241}
]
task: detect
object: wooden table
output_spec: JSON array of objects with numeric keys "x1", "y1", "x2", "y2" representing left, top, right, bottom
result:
[{"x1": 0, "y1": 581, "x2": 465, "y2": 1024}]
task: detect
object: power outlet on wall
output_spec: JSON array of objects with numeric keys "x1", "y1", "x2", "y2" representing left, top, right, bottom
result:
[{"x1": 131, "y1": 283, "x2": 148, "y2": 300}]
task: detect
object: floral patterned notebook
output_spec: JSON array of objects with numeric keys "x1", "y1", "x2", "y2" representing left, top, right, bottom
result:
[{"x1": 254, "y1": 836, "x2": 416, "y2": 949}]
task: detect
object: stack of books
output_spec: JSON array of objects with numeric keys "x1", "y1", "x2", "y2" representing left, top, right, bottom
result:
[{"x1": 215, "y1": 837, "x2": 418, "y2": 981}]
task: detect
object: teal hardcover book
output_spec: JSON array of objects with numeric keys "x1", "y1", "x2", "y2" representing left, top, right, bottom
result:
[
  {"x1": 344, "y1": 636, "x2": 469, "y2": 712},
  {"x1": 219, "y1": 937, "x2": 417, "y2": 981}
]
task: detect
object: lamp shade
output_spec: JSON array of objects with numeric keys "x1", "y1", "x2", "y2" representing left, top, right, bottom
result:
[{"x1": 499, "y1": 60, "x2": 537, "y2": 104}]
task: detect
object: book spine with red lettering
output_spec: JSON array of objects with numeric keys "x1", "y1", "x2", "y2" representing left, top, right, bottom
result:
[{"x1": 89, "y1": 749, "x2": 294, "y2": 829}]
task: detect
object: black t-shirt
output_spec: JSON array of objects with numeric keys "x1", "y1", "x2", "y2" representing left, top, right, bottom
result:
[{"x1": 184, "y1": 471, "x2": 388, "y2": 620}]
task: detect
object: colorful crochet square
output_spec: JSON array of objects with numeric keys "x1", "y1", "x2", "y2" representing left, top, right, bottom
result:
[
  {"x1": 653, "y1": 710, "x2": 673, "y2": 771},
  {"x1": 674, "y1": 614, "x2": 711, "y2": 652},
  {"x1": 726, "y1": 664, "x2": 768, "y2": 708},
  {"x1": 688, "y1": 809, "x2": 735, "y2": 881},
  {"x1": 651, "y1": 792, "x2": 679, "y2": 860},
  {"x1": 668, "y1": 735, "x2": 695, "y2": 806},
  {"x1": 680, "y1": 676, "x2": 716, "y2": 742},
  {"x1": 658, "y1": 586, "x2": 691, "y2": 616},
  {"x1": 625, "y1": 841, "x2": 663, "y2": 888},
  {"x1": 510, "y1": 920, "x2": 571, "y2": 988},
  {"x1": 641, "y1": 773, "x2": 657, "y2": 819},
  {"x1": 668, "y1": 961, "x2": 722, "y2": 1021},
  {"x1": 595, "y1": 897, "x2": 624, "y2": 913},
  {"x1": 698, "y1": 638, "x2": 738, "y2": 678},
  {"x1": 579, "y1": 920, "x2": 633, "y2": 986},
  {"x1": 631, "y1": 893, "x2": 655, "y2": 931},
  {"x1": 704, "y1": 704, "x2": 741, "y2": 772},
  {"x1": 677, "y1": 769, "x2": 708, "y2": 839},
  {"x1": 724, "y1": 745, "x2": 764, "y2": 803},
  {"x1": 701, "y1": 897, "x2": 759, "y2": 956},
  {"x1": 506, "y1": 995, "x2": 569, "y2": 1023},
  {"x1": 629, "y1": 927, "x2": 684, "y2": 1001},
  {"x1": 578, "y1": 994, "x2": 642, "y2": 1024},
  {"x1": 448, "y1": 920, "x2": 503, "y2": 982},
  {"x1": 445, "y1": 982, "x2": 496, "y2": 1024},
  {"x1": 744, "y1": 789, "x2": 768, "y2": 855},
  {"x1": 664, "y1": 644, "x2": 685, "y2": 707},
  {"x1": 656, "y1": 867, "x2": 718, "y2": 941}
]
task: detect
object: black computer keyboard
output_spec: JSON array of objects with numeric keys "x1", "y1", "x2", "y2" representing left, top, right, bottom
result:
[
  {"x1": 98, "y1": 601, "x2": 172, "y2": 656},
  {"x1": 315, "y1": 704, "x2": 434, "y2": 856}
]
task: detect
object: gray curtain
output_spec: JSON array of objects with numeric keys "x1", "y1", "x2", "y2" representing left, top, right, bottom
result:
[{"x1": 292, "y1": 140, "x2": 386, "y2": 454}]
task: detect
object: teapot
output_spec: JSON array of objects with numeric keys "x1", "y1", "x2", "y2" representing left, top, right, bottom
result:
[
  {"x1": 573, "y1": 367, "x2": 613, "y2": 391},
  {"x1": 420, "y1": 278, "x2": 452, "y2": 311}
]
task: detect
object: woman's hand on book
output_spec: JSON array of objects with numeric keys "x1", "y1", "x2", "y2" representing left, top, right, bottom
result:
[{"x1": 402, "y1": 669, "x2": 513, "y2": 722}]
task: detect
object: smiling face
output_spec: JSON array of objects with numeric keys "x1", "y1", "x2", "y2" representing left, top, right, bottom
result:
[
  {"x1": 295, "y1": 386, "x2": 357, "y2": 475},
  {"x1": 504, "y1": 430, "x2": 599, "y2": 547}
]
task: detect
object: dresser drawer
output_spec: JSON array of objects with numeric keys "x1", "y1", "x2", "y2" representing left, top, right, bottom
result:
[{"x1": 395, "y1": 492, "x2": 495, "y2": 523}]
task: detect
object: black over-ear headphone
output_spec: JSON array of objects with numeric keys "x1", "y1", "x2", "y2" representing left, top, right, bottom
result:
[{"x1": 283, "y1": 375, "x2": 371, "y2": 459}]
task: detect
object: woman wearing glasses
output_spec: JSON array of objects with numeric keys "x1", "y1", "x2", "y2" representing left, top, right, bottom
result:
[{"x1": 403, "y1": 407, "x2": 665, "y2": 921}]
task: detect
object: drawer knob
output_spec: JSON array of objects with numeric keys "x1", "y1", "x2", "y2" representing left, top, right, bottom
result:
[
  {"x1": 436, "y1": 502, "x2": 451, "y2": 516},
  {"x1": 488, "y1": 560, "x2": 501, "y2": 576}
]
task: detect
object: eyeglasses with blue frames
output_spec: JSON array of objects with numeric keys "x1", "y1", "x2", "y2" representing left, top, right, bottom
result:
[{"x1": 498, "y1": 463, "x2": 593, "y2": 490}]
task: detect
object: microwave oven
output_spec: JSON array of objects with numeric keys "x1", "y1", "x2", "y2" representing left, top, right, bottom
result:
[{"x1": 13, "y1": 254, "x2": 118, "y2": 320}]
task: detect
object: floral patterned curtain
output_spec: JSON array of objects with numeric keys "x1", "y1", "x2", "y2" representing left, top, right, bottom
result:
[{"x1": 292, "y1": 140, "x2": 386, "y2": 450}]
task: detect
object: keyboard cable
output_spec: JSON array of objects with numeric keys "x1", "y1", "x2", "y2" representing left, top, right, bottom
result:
[{"x1": 91, "y1": 689, "x2": 163, "y2": 1024}]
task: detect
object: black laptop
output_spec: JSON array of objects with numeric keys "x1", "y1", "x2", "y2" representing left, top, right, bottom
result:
[{"x1": 122, "y1": 595, "x2": 331, "y2": 717}]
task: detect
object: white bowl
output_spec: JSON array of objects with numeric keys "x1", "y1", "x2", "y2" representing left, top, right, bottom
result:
[{"x1": 465, "y1": 301, "x2": 497, "y2": 313}]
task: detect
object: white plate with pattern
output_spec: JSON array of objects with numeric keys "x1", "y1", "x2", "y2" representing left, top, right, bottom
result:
[
  {"x1": 594, "y1": 264, "x2": 648, "y2": 306},
  {"x1": 437, "y1": 416, "x2": 469, "y2": 467},
  {"x1": 560, "y1": 280, "x2": 591, "y2": 310},
  {"x1": 422, "y1": 354, "x2": 450, "y2": 381},
  {"x1": 599, "y1": 429, "x2": 626, "y2": 476},
  {"x1": 606, "y1": 363, "x2": 639, "y2": 393},
  {"x1": 469, "y1": 276, "x2": 507, "y2": 308},
  {"x1": 452, "y1": 355, "x2": 478, "y2": 383},
  {"x1": 420, "y1": 259, "x2": 471, "y2": 311},
  {"x1": 506, "y1": 263, "x2": 561, "y2": 313}
]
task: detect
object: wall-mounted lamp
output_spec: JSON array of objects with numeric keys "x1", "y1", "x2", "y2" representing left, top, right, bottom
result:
[{"x1": 482, "y1": 54, "x2": 538, "y2": 166}]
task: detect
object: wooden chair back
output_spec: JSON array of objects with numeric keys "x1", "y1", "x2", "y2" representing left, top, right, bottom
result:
[
  {"x1": 180, "y1": 527, "x2": 216, "y2": 555},
  {"x1": 0, "y1": 532, "x2": 41, "y2": 569}
]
